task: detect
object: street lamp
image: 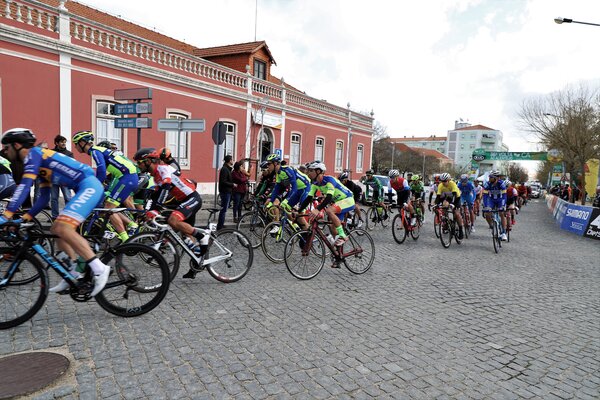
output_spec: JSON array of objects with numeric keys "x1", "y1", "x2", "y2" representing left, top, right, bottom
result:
[{"x1": 554, "y1": 17, "x2": 600, "y2": 27}]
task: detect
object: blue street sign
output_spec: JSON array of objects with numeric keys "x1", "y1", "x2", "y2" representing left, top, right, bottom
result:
[
  {"x1": 275, "y1": 148, "x2": 283, "y2": 159},
  {"x1": 114, "y1": 103, "x2": 152, "y2": 115},
  {"x1": 114, "y1": 117, "x2": 152, "y2": 129}
]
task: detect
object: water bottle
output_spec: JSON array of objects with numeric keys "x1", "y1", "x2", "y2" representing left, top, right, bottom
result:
[
  {"x1": 76, "y1": 257, "x2": 87, "y2": 274},
  {"x1": 184, "y1": 237, "x2": 196, "y2": 251},
  {"x1": 326, "y1": 234, "x2": 335, "y2": 246}
]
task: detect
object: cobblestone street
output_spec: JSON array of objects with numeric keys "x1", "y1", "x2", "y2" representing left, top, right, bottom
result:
[{"x1": 1, "y1": 200, "x2": 598, "y2": 399}]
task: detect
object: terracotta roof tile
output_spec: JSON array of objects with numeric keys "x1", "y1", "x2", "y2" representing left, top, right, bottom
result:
[
  {"x1": 390, "y1": 136, "x2": 447, "y2": 142},
  {"x1": 454, "y1": 124, "x2": 495, "y2": 131},
  {"x1": 193, "y1": 41, "x2": 276, "y2": 64}
]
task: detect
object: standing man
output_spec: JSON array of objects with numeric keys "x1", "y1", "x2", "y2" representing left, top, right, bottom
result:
[
  {"x1": 51, "y1": 135, "x2": 74, "y2": 219},
  {"x1": 217, "y1": 154, "x2": 234, "y2": 230}
]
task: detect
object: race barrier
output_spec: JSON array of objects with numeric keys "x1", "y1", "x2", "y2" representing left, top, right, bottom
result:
[{"x1": 546, "y1": 195, "x2": 600, "y2": 240}]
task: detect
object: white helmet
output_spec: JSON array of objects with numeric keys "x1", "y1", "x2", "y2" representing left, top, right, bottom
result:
[
  {"x1": 388, "y1": 169, "x2": 400, "y2": 178},
  {"x1": 306, "y1": 160, "x2": 326, "y2": 172},
  {"x1": 440, "y1": 172, "x2": 451, "y2": 182}
]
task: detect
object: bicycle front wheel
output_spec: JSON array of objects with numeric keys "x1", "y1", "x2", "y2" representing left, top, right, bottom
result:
[
  {"x1": 95, "y1": 243, "x2": 170, "y2": 317},
  {"x1": 236, "y1": 212, "x2": 266, "y2": 249},
  {"x1": 127, "y1": 232, "x2": 181, "y2": 281},
  {"x1": 439, "y1": 217, "x2": 452, "y2": 248},
  {"x1": 391, "y1": 213, "x2": 407, "y2": 244},
  {"x1": 284, "y1": 230, "x2": 326, "y2": 280},
  {"x1": 0, "y1": 251, "x2": 48, "y2": 329},
  {"x1": 366, "y1": 207, "x2": 377, "y2": 231},
  {"x1": 410, "y1": 218, "x2": 421, "y2": 240},
  {"x1": 433, "y1": 212, "x2": 440, "y2": 238},
  {"x1": 206, "y1": 228, "x2": 253, "y2": 283},
  {"x1": 343, "y1": 229, "x2": 375, "y2": 274},
  {"x1": 261, "y1": 221, "x2": 295, "y2": 263},
  {"x1": 492, "y1": 221, "x2": 500, "y2": 253}
]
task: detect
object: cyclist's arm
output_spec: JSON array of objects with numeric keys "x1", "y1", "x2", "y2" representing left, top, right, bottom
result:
[
  {"x1": 91, "y1": 149, "x2": 107, "y2": 183},
  {"x1": 24, "y1": 182, "x2": 51, "y2": 219},
  {"x1": 5, "y1": 151, "x2": 41, "y2": 218}
]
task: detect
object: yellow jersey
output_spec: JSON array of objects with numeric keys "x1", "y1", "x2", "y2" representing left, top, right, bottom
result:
[{"x1": 437, "y1": 180, "x2": 461, "y2": 197}]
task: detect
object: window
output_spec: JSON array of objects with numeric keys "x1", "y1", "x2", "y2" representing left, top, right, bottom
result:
[
  {"x1": 356, "y1": 144, "x2": 364, "y2": 172},
  {"x1": 335, "y1": 141, "x2": 343, "y2": 171},
  {"x1": 214, "y1": 122, "x2": 236, "y2": 167},
  {"x1": 96, "y1": 101, "x2": 123, "y2": 150},
  {"x1": 253, "y1": 59, "x2": 266, "y2": 80},
  {"x1": 315, "y1": 137, "x2": 324, "y2": 161},
  {"x1": 166, "y1": 113, "x2": 190, "y2": 167},
  {"x1": 290, "y1": 133, "x2": 301, "y2": 165}
]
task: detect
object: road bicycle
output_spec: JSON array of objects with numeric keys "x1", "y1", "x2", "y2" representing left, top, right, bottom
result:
[
  {"x1": 365, "y1": 201, "x2": 390, "y2": 230},
  {"x1": 391, "y1": 202, "x2": 421, "y2": 244},
  {"x1": 0, "y1": 222, "x2": 170, "y2": 329},
  {"x1": 344, "y1": 207, "x2": 367, "y2": 231},
  {"x1": 283, "y1": 215, "x2": 375, "y2": 280},
  {"x1": 433, "y1": 204, "x2": 462, "y2": 248},
  {"x1": 430, "y1": 203, "x2": 442, "y2": 239},
  {"x1": 459, "y1": 201, "x2": 472, "y2": 239},
  {"x1": 504, "y1": 208, "x2": 514, "y2": 243},
  {"x1": 261, "y1": 205, "x2": 305, "y2": 264},
  {"x1": 236, "y1": 195, "x2": 269, "y2": 249},
  {"x1": 128, "y1": 213, "x2": 253, "y2": 283},
  {"x1": 489, "y1": 209, "x2": 503, "y2": 253}
]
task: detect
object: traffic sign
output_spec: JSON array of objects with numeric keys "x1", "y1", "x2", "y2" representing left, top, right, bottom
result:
[
  {"x1": 211, "y1": 121, "x2": 226, "y2": 145},
  {"x1": 275, "y1": 148, "x2": 283, "y2": 159},
  {"x1": 114, "y1": 87, "x2": 152, "y2": 100},
  {"x1": 157, "y1": 119, "x2": 206, "y2": 132},
  {"x1": 114, "y1": 103, "x2": 152, "y2": 115},
  {"x1": 114, "y1": 117, "x2": 152, "y2": 129}
]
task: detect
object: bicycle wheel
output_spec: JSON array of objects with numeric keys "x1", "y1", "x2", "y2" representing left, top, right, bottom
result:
[
  {"x1": 0, "y1": 251, "x2": 48, "y2": 329},
  {"x1": 439, "y1": 217, "x2": 452, "y2": 248},
  {"x1": 366, "y1": 207, "x2": 377, "y2": 231},
  {"x1": 206, "y1": 228, "x2": 253, "y2": 283},
  {"x1": 95, "y1": 243, "x2": 170, "y2": 317},
  {"x1": 380, "y1": 210, "x2": 389, "y2": 228},
  {"x1": 461, "y1": 209, "x2": 469, "y2": 239},
  {"x1": 127, "y1": 232, "x2": 181, "y2": 281},
  {"x1": 433, "y1": 211, "x2": 440, "y2": 238},
  {"x1": 358, "y1": 208, "x2": 368, "y2": 229},
  {"x1": 492, "y1": 221, "x2": 500, "y2": 253},
  {"x1": 343, "y1": 229, "x2": 375, "y2": 274},
  {"x1": 391, "y1": 213, "x2": 407, "y2": 244},
  {"x1": 453, "y1": 221, "x2": 462, "y2": 245},
  {"x1": 236, "y1": 211, "x2": 266, "y2": 249},
  {"x1": 410, "y1": 217, "x2": 421, "y2": 240},
  {"x1": 261, "y1": 221, "x2": 295, "y2": 263},
  {"x1": 284, "y1": 230, "x2": 326, "y2": 280}
]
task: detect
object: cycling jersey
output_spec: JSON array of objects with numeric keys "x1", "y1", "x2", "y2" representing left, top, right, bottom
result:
[
  {"x1": 363, "y1": 176, "x2": 383, "y2": 201},
  {"x1": 301, "y1": 175, "x2": 354, "y2": 218},
  {"x1": 88, "y1": 145, "x2": 137, "y2": 182},
  {"x1": 343, "y1": 179, "x2": 362, "y2": 201},
  {"x1": 0, "y1": 156, "x2": 11, "y2": 174},
  {"x1": 151, "y1": 164, "x2": 196, "y2": 203},
  {"x1": 390, "y1": 177, "x2": 410, "y2": 192},
  {"x1": 409, "y1": 181, "x2": 424, "y2": 196},
  {"x1": 437, "y1": 180, "x2": 461, "y2": 199},
  {"x1": 255, "y1": 171, "x2": 276, "y2": 197},
  {"x1": 482, "y1": 180, "x2": 507, "y2": 211},
  {"x1": 457, "y1": 181, "x2": 475, "y2": 205},
  {"x1": 269, "y1": 166, "x2": 311, "y2": 208},
  {"x1": 473, "y1": 185, "x2": 483, "y2": 198}
]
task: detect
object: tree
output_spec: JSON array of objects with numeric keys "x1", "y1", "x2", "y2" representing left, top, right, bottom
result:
[
  {"x1": 518, "y1": 85, "x2": 600, "y2": 204},
  {"x1": 507, "y1": 163, "x2": 529, "y2": 183},
  {"x1": 371, "y1": 121, "x2": 390, "y2": 173}
]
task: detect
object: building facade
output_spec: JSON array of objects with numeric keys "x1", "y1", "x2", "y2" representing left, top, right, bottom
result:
[
  {"x1": 445, "y1": 123, "x2": 508, "y2": 172},
  {"x1": 0, "y1": 0, "x2": 373, "y2": 193}
]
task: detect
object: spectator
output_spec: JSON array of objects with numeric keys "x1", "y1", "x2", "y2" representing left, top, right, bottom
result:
[
  {"x1": 572, "y1": 184, "x2": 581, "y2": 204},
  {"x1": 231, "y1": 161, "x2": 251, "y2": 223},
  {"x1": 50, "y1": 135, "x2": 74, "y2": 219},
  {"x1": 217, "y1": 155, "x2": 234, "y2": 230}
]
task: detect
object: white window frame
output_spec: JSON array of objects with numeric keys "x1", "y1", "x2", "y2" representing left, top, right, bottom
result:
[
  {"x1": 95, "y1": 100, "x2": 124, "y2": 153},
  {"x1": 165, "y1": 110, "x2": 191, "y2": 170},
  {"x1": 335, "y1": 140, "x2": 344, "y2": 173},
  {"x1": 214, "y1": 121, "x2": 236, "y2": 168},
  {"x1": 290, "y1": 133, "x2": 301, "y2": 166},
  {"x1": 315, "y1": 137, "x2": 324, "y2": 162},
  {"x1": 356, "y1": 144, "x2": 364, "y2": 173}
]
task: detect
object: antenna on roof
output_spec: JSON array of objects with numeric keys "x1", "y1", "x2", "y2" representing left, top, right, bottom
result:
[{"x1": 254, "y1": 0, "x2": 258, "y2": 41}]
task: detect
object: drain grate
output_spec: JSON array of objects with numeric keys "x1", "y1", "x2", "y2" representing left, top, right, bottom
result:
[{"x1": 0, "y1": 352, "x2": 70, "y2": 399}]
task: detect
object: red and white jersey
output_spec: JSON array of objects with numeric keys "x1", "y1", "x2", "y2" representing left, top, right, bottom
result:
[{"x1": 152, "y1": 164, "x2": 195, "y2": 201}]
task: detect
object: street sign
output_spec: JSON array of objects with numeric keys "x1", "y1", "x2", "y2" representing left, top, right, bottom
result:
[
  {"x1": 157, "y1": 119, "x2": 206, "y2": 132},
  {"x1": 275, "y1": 148, "x2": 283, "y2": 159},
  {"x1": 114, "y1": 87, "x2": 153, "y2": 100},
  {"x1": 211, "y1": 121, "x2": 226, "y2": 145},
  {"x1": 114, "y1": 102, "x2": 152, "y2": 115},
  {"x1": 114, "y1": 117, "x2": 152, "y2": 129},
  {"x1": 472, "y1": 149, "x2": 548, "y2": 162}
]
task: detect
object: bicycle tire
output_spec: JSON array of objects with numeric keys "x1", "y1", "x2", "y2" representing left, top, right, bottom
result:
[
  {"x1": 95, "y1": 243, "x2": 170, "y2": 317},
  {"x1": 261, "y1": 221, "x2": 295, "y2": 263},
  {"x1": 410, "y1": 218, "x2": 421, "y2": 240},
  {"x1": 343, "y1": 229, "x2": 375, "y2": 274},
  {"x1": 391, "y1": 213, "x2": 407, "y2": 244},
  {"x1": 492, "y1": 220, "x2": 500, "y2": 253},
  {"x1": 366, "y1": 207, "x2": 377, "y2": 231},
  {"x1": 439, "y1": 217, "x2": 452, "y2": 248},
  {"x1": 453, "y1": 220, "x2": 462, "y2": 245},
  {"x1": 126, "y1": 231, "x2": 181, "y2": 281},
  {"x1": 0, "y1": 251, "x2": 48, "y2": 329},
  {"x1": 433, "y1": 211, "x2": 440, "y2": 238},
  {"x1": 236, "y1": 211, "x2": 266, "y2": 249},
  {"x1": 284, "y1": 230, "x2": 325, "y2": 280},
  {"x1": 206, "y1": 228, "x2": 253, "y2": 283},
  {"x1": 462, "y1": 208, "x2": 470, "y2": 239}
]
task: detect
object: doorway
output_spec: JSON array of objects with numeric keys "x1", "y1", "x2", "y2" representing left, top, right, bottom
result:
[{"x1": 259, "y1": 127, "x2": 273, "y2": 161}]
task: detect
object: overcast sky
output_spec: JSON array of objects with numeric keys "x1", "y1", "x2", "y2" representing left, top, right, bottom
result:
[{"x1": 76, "y1": 0, "x2": 600, "y2": 156}]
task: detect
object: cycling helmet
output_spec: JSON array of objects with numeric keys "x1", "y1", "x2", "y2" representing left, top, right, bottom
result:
[
  {"x1": 440, "y1": 172, "x2": 451, "y2": 182},
  {"x1": 434, "y1": 175, "x2": 440, "y2": 183},
  {"x1": 460, "y1": 174, "x2": 468, "y2": 181},
  {"x1": 72, "y1": 130, "x2": 94, "y2": 144},
  {"x1": 133, "y1": 147, "x2": 158, "y2": 161},
  {"x1": 306, "y1": 160, "x2": 326, "y2": 171},
  {"x1": 388, "y1": 169, "x2": 400, "y2": 178},
  {"x1": 338, "y1": 172, "x2": 349, "y2": 180},
  {"x1": 266, "y1": 153, "x2": 281, "y2": 163},
  {"x1": 97, "y1": 140, "x2": 112, "y2": 148},
  {"x1": 1, "y1": 128, "x2": 37, "y2": 148},
  {"x1": 489, "y1": 170, "x2": 501, "y2": 178},
  {"x1": 505, "y1": 180, "x2": 512, "y2": 186},
  {"x1": 411, "y1": 174, "x2": 420, "y2": 181},
  {"x1": 365, "y1": 169, "x2": 374, "y2": 175},
  {"x1": 158, "y1": 147, "x2": 173, "y2": 162},
  {"x1": 260, "y1": 161, "x2": 270, "y2": 170}
]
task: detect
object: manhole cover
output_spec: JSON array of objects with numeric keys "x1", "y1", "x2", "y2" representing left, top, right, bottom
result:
[{"x1": 0, "y1": 352, "x2": 70, "y2": 399}]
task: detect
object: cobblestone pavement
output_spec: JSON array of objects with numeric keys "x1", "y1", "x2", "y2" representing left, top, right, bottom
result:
[{"x1": 1, "y1": 200, "x2": 599, "y2": 399}]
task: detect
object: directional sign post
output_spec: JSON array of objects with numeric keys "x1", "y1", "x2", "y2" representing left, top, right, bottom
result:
[
  {"x1": 114, "y1": 88, "x2": 153, "y2": 150},
  {"x1": 211, "y1": 122, "x2": 227, "y2": 206},
  {"x1": 157, "y1": 119, "x2": 206, "y2": 171}
]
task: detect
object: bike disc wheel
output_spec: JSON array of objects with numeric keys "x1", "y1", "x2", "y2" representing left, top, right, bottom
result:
[
  {"x1": 391, "y1": 214, "x2": 407, "y2": 244},
  {"x1": 343, "y1": 229, "x2": 375, "y2": 274},
  {"x1": 236, "y1": 212, "x2": 265, "y2": 249},
  {"x1": 206, "y1": 228, "x2": 253, "y2": 283},
  {"x1": 284, "y1": 230, "x2": 325, "y2": 280},
  {"x1": 261, "y1": 221, "x2": 294, "y2": 263},
  {"x1": 127, "y1": 232, "x2": 180, "y2": 281},
  {"x1": 95, "y1": 243, "x2": 170, "y2": 317},
  {"x1": 0, "y1": 251, "x2": 48, "y2": 329}
]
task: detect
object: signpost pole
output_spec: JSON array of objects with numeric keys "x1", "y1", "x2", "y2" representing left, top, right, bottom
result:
[
  {"x1": 176, "y1": 119, "x2": 182, "y2": 167},
  {"x1": 214, "y1": 142, "x2": 220, "y2": 208},
  {"x1": 136, "y1": 99, "x2": 141, "y2": 150}
]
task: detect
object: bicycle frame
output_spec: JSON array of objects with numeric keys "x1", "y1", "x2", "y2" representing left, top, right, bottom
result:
[{"x1": 300, "y1": 219, "x2": 362, "y2": 260}]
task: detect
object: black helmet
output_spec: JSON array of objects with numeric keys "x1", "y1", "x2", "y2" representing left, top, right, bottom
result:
[
  {"x1": 133, "y1": 147, "x2": 158, "y2": 161},
  {"x1": 338, "y1": 172, "x2": 349, "y2": 180},
  {"x1": 2, "y1": 128, "x2": 37, "y2": 148},
  {"x1": 97, "y1": 140, "x2": 112, "y2": 148},
  {"x1": 260, "y1": 161, "x2": 270, "y2": 169}
]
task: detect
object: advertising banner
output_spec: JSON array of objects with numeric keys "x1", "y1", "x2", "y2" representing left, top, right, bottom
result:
[
  {"x1": 584, "y1": 159, "x2": 599, "y2": 200},
  {"x1": 560, "y1": 204, "x2": 593, "y2": 236},
  {"x1": 584, "y1": 207, "x2": 600, "y2": 240},
  {"x1": 555, "y1": 198, "x2": 568, "y2": 224}
]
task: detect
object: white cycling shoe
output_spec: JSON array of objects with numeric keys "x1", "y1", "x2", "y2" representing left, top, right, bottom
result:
[{"x1": 90, "y1": 266, "x2": 110, "y2": 297}]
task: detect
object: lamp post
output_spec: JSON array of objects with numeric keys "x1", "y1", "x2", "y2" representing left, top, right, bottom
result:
[
  {"x1": 554, "y1": 17, "x2": 600, "y2": 27},
  {"x1": 257, "y1": 96, "x2": 269, "y2": 161}
]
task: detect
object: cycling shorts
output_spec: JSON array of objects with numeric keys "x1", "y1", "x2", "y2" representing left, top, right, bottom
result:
[
  {"x1": 172, "y1": 191, "x2": 202, "y2": 226},
  {"x1": 396, "y1": 190, "x2": 410, "y2": 207},
  {"x1": 483, "y1": 197, "x2": 506, "y2": 212},
  {"x1": 461, "y1": 195, "x2": 474, "y2": 207},
  {"x1": 328, "y1": 196, "x2": 355, "y2": 221},
  {"x1": 287, "y1": 186, "x2": 311, "y2": 209},
  {"x1": 506, "y1": 197, "x2": 516, "y2": 206},
  {"x1": 105, "y1": 174, "x2": 138, "y2": 206},
  {"x1": 57, "y1": 176, "x2": 104, "y2": 227}
]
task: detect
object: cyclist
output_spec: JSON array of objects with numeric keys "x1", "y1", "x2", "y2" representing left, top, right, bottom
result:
[
  {"x1": 338, "y1": 171, "x2": 364, "y2": 227},
  {"x1": 473, "y1": 179, "x2": 483, "y2": 216},
  {"x1": 255, "y1": 161, "x2": 276, "y2": 198},
  {"x1": 409, "y1": 174, "x2": 425, "y2": 221},
  {"x1": 299, "y1": 161, "x2": 355, "y2": 248},
  {"x1": 428, "y1": 174, "x2": 441, "y2": 208},
  {"x1": 265, "y1": 154, "x2": 311, "y2": 234},
  {"x1": 363, "y1": 170, "x2": 388, "y2": 221},
  {"x1": 435, "y1": 172, "x2": 465, "y2": 239},
  {"x1": 457, "y1": 174, "x2": 475, "y2": 232},
  {"x1": 0, "y1": 153, "x2": 16, "y2": 200},
  {"x1": 133, "y1": 147, "x2": 205, "y2": 279},
  {"x1": 505, "y1": 180, "x2": 518, "y2": 224},
  {"x1": 482, "y1": 170, "x2": 508, "y2": 241},
  {"x1": 389, "y1": 169, "x2": 416, "y2": 225},
  {"x1": 0, "y1": 128, "x2": 109, "y2": 296},
  {"x1": 72, "y1": 131, "x2": 139, "y2": 242}
]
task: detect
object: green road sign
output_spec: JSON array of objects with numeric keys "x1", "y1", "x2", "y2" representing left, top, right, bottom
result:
[{"x1": 471, "y1": 148, "x2": 548, "y2": 162}]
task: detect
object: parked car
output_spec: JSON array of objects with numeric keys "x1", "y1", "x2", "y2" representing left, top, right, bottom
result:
[
  {"x1": 530, "y1": 184, "x2": 542, "y2": 198},
  {"x1": 357, "y1": 174, "x2": 397, "y2": 205}
]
